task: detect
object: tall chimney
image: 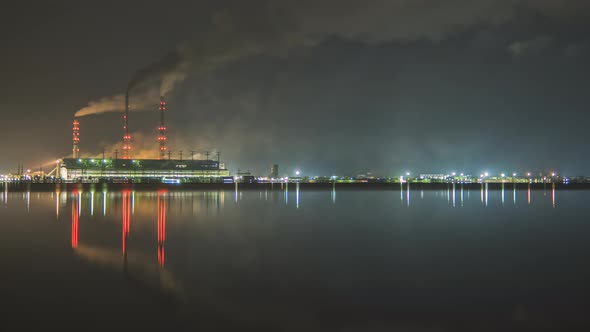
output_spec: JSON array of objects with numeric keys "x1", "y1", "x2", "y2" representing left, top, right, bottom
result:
[
  {"x1": 158, "y1": 96, "x2": 168, "y2": 160},
  {"x1": 122, "y1": 89, "x2": 131, "y2": 159},
  {"x1": 72, "y1": 118, "x2": 80, "y2": 158}
]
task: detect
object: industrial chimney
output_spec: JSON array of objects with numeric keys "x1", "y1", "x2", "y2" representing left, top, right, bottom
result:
[
  {"x1": 122, "y1": 89, "x2": 131, "y2": 159},
  {"x1": 158, "y1": 96, "x2": 168, "y2": 160},
  {"x1": 72, "y1": 118, "x2": 80, "y2": 158}
]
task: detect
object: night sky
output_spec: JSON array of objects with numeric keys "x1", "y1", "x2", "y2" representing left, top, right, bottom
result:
[{"x1": 2, "y1": 0, "x2": 589, "y2": 176}]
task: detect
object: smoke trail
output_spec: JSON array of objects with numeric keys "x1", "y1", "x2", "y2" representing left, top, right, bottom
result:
[
  {"x1": 75, "y1": 88, "x2": 159, "y2": 117},
  {"x1": 127, "y1": 51, "x2": 183, "y2": 91}
]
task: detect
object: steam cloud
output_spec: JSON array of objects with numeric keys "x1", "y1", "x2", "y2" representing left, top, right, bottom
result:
[
  {"x1": 76, "y1": 0, "x2": 589, "y2": 118},
  {"x1": 75, "y1": 88, "x2": 160, "y2": 117}
]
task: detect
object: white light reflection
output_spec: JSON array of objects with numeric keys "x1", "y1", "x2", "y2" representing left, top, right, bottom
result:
[
  {"x1": 481, "y1": 183, "x2": 484, "y2": 204},
  {"x1": 296, "y1": 183, "x2": 300, "y2": 209},
  {"x1": 485, "y1": 183, "x2": 489, "y2": 207},
  {"x1": 285, "y1": 182, "x2": 289, "y2": 206},
  {"x1": 331, "y1": 182, "x2": 336, "y2": 204},
  {"x1": 527, "y1": 184, "x2": 531, "y2": 205},
  {"x1": 55, "y1": 190, "x2": 60, "y2": 219},
  {"x1": 452, "y1": 183, "x2": 456, "y2": 208},
  {"x1": 513, "y1": 185, "x2": 516, "y2": 205},
  {"x1": 501, "y1": 183, "x2": 505, "y2": 206},
  {"x1": 552, "y1": 183, "x2": 556, "y2": 208},
  {"x1": 90, "y1": 191, "x2": 94, "y2": 217},
  {"x1": 103, "y1": 191, "x2": 107, "y2": 216}
]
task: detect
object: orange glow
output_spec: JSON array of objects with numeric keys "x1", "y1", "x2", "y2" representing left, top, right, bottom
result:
[
  {"x1": 157, "y1": 191, "x2": 167, "y2": 266},
  {"x1": 122, "y1": 190, "x2": 131, "y2": 255},
  {"x1": 71, "y1": 196, "x2": 79, "y2": 249}
]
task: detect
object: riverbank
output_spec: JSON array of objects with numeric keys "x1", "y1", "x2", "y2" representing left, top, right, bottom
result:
[{"x1": 1, "y1": 182, "x2": 587, "y2": 192}]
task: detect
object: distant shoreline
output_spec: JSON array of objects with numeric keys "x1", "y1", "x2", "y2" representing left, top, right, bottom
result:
[{"x1": 1, "y1": 182, "x2": 587, "y2": 192}]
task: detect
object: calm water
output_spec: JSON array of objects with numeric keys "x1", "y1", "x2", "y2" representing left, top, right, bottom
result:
[{"x1": 1, "y1": 184, "x2": 590, "y2": 330}]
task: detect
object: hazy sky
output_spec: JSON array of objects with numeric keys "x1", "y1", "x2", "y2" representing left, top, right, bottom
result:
[{"x1": 1, "y1": 0, "x2": 589, "y2": 176}]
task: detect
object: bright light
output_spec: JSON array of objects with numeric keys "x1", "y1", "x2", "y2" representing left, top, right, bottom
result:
[
  {"x1": 552, "y1": 172, "x2": 556, "y2": 177},
  {"x1": 406, "y1": 172, "x2": 410, "y2": 176},
  {"x1": 295, "y1": 171, "x2": 300, "y2": 176},
  {"x1": 527, "y1": 172, "x2": 531, "y2": 177},
  {"x1": 451, "y1": 172, "x2": 456, "y2": 176},
  {"x1": 501, "y1": 173, "x2": 505, "y2": 177},
  {"x1": 460, "y1": 173, "x2": 464, "y2": 176},
  {"x1": 513, "y1": 173, "x2": 517, "y2": 177},
  {"x1": 484, "y1": 172, "x2": 489, "y2": 177}
]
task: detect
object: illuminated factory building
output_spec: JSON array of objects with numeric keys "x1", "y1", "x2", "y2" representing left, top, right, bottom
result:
[{"x1": 59, "y1": 158, "x2": 229, "y2": 181}]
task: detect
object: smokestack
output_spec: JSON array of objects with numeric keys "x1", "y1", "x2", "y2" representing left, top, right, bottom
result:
[
  {"x1": 122, "y1": 89, "x2": 131, "y2": 159},
  {"x1": 72, "y1": 118, "x2": 80, "y2": 158},
  {"x1": 158, "y1": 96, "x2": 167, "y2": 160}
]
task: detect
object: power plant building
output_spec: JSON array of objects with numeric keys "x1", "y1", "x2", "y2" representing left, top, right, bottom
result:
[{"x1": 60, "y1": 158, "x2": 229, "y2": 181}]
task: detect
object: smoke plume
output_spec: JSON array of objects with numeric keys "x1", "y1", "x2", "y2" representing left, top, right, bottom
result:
[{"x1": 75, "y1": 88, "x2": 160, "y2": 117}]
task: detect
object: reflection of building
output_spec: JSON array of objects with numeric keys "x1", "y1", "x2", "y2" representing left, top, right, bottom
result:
[
  {"x1": 270, "y1": 164, "x2": 279, "y2": 178},
  {"x1": 60, "y1": 158, "x2": 230, "y2": 181}
]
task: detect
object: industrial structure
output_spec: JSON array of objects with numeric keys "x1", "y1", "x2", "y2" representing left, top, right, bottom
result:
[
  {"x1": 158, "y1": 97, "x2": 167, "y2": 160},
  {"x1": 63, "y1": 91, "x2": 230, "y2": 182},
  {"x1": 122, "y1": 90, "x2": 132, "y2": 159},
  {"x1": 72, "y1": 118, "x2": 80, "y2": 159},
  {"x1": 59, "y1": 158, "x2": 229, "y2": 181}
]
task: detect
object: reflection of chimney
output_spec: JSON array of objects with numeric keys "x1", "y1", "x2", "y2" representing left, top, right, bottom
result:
[
  {"x1": 157, "y1": 191, "x2": 166, "y2": 266},
  {"x1": 72, "y1": 118, "x2": 80, "y2": 158},
  {"x1": 158, "y1": 96, "x2": 168, "y2": 160},
  {"x1": 122, "y1": 190, "x2": 131, "y2": 257},
  {"x1": 122, "y1": 89, "x2": 131, "y2": 159},
  {"x1": 71, "y1": 192, "x2": 79, "y2": 249}
]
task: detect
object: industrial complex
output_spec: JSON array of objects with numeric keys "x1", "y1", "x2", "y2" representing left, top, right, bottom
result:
[{"x1": 60, "y1": 94, "x2": 230, "y2": 182}]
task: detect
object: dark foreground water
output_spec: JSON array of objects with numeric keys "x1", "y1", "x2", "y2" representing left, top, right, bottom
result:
[{"x1": 1, "y1": 184, "x2": 590, "y2": 331}]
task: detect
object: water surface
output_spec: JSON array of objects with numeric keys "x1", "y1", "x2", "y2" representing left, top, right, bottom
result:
[{"x1": 1, "y1": 184, "x2": 589, "y2": 331}]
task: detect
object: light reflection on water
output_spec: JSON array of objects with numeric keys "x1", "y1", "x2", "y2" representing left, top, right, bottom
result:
[{"x1": 1, "y1": 182, "x2": 589, "y2": 330}]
